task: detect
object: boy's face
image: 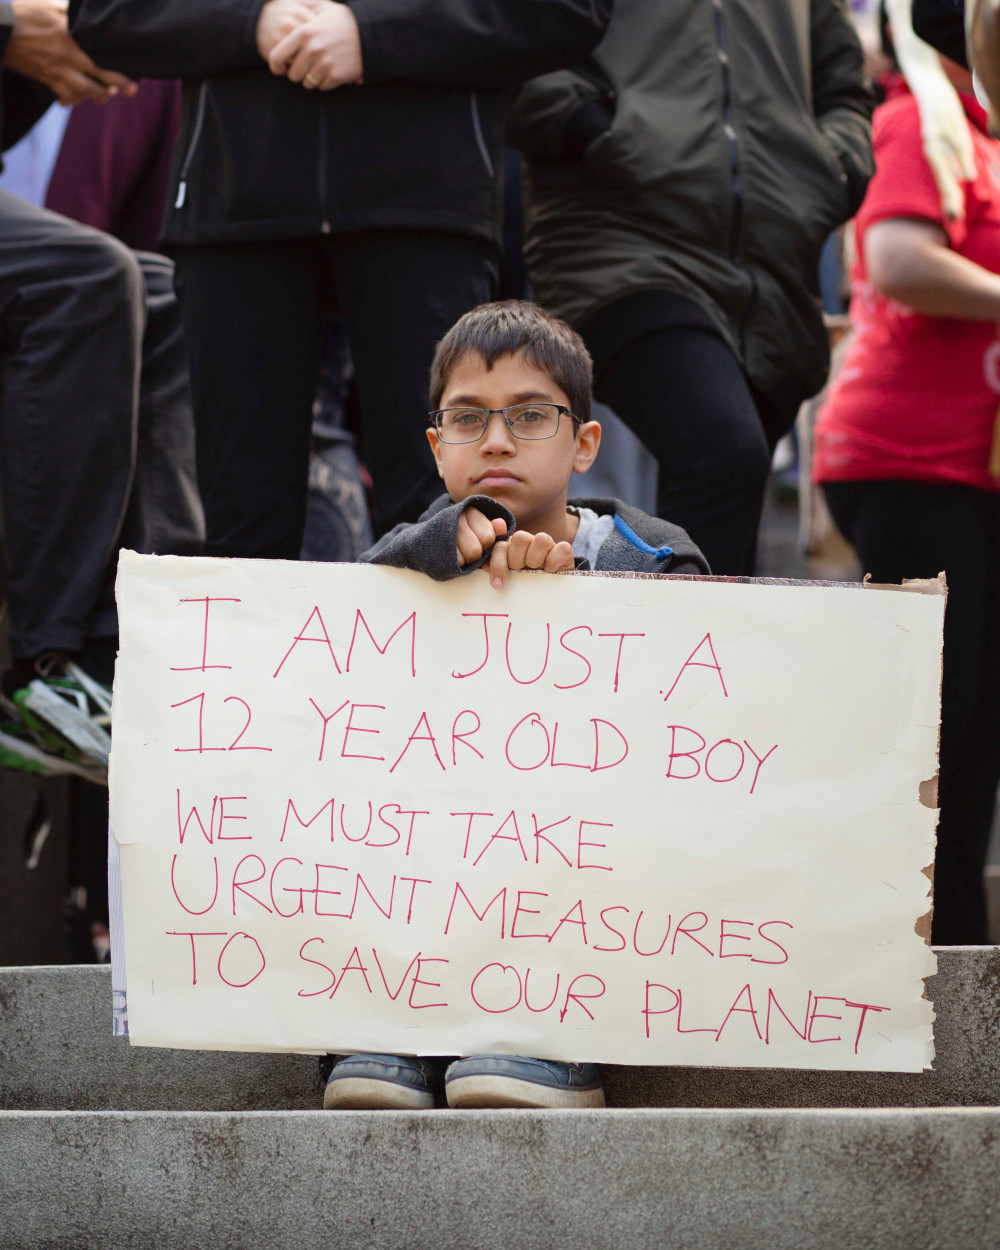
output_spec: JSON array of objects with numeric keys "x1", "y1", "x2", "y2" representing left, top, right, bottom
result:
[{"x1": 427, "y1": 350, "x2": 600, "y2": 535}]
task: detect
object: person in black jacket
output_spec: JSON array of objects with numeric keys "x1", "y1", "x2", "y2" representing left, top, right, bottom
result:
[
  {"x1": 510, "y1": 0, "x2": 873, "y2": 576},
  {"x1": 69, "y1": 0, "x2": 613, "y2": 556}
]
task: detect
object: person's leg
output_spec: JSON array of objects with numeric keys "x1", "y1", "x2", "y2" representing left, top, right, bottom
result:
[
  {"x1": 122, "y1": 252, "x2": 205, "y2": 557},
  {"x1": 173, "y1": 239, "x2": 328, "y2": 559},
  {"x1": 301, "y1": 313, "x2": 373, "y2": 562},
  {"x1": 931, "y1": 493, "x2": 1000, "y2": 943},
  {"x1": 594, "y1": 326, "x2": 772, "y2": 575},
  {"x1": 823, "y1": 479, "x2": 991, "y2": 943},
  {"x1": 79, "y1": 251, "x2": 208, "y2": 655},
  {"x1": 327, "y1": 230, "x2": 499, "y2": 535},
  {"x1": 0, "y1": 191, "x2": 142, "y2": 660}
]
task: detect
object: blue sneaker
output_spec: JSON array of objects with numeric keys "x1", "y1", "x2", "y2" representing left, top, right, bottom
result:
[
  {"x1": 444, "y1": 1054, "x2": 605, "y2": 1109},
  {"x1": 322, "y1": 1053, "x2": 435, "y2": 1110}
]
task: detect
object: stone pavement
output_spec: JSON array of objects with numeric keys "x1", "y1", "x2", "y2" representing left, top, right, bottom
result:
[{"x1": 5, "y1": 1107, "x2": 1000, "y2": 1249}]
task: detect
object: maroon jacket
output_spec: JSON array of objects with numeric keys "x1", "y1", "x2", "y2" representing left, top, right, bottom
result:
[{"x1": 46, "y1": 79, "x2": 180, "y2": 250}]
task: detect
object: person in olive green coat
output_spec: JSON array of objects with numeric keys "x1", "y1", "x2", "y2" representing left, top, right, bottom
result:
[{"x1": 511, "y1": 0, "x2": 874, "y2": 575}]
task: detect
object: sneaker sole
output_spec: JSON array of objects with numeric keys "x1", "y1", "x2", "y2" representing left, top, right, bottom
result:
[
  {"x1": 323, "y1": 1077, "x2": 434, "y2": 1111},
  {"x1": 445, "y1": 1075, "x2": 606, "y2": 1110}
]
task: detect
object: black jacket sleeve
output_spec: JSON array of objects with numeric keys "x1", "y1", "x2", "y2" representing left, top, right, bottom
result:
[
  {"x1": 359, "y1": 495, "x2": 514, "y2": 580},
  {"x1": 811, "y1": 0, "x2": 876, "y2": 220},
  {"x1": 349, "y1": 0, "x2": 613, "y2": 90},
  {"x1": 69, "y1": 0, "x2": 267, "y2": 79},
  {"x1": 507, "y1": 63, "x2": 616, "y2": 162}
]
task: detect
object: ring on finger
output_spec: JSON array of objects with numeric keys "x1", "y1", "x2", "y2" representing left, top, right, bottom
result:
[{"x1": 303, "y1": 72, "x2": 320, "y2": 88}]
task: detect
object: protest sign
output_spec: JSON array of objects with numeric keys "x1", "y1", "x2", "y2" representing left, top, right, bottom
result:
[{"x1": 110, "y1": 553, "x2": 941, "y2": 1071}]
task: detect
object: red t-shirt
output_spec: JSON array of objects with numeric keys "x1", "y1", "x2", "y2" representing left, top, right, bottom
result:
[{"x1": 813, "y1": 83, "x2": 1000, "y2": 492}]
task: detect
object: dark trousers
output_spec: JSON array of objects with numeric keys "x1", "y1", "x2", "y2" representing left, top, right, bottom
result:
[
  {"x1": 173, "y1": 230, "x2": 499, "y2": 557},
  {"x1": 586, "y1": 313, "x2": 774, "y2": 576},
  {"x1": 0, "y1": 191, "x2": 142, "y2": 658},
  {"x1": 122, "y1": 253, "x2": 204, "y2": 561},
  {"x1": 824, "y1": 479, "x2": 1000, "y2": 945},
  {"x1": 0, "y1": 192, "x2": 202, "y2": 659}
]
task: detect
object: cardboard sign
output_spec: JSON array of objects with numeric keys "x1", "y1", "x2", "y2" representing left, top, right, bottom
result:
[{"x1": 111, "y1": 553, "x2": 941, "y2": 1071}]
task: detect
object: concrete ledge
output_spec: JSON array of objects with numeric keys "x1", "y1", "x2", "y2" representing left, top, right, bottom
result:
[
  {"x1": 3, "y1": 1107, "x2": 1000, "y2": 1250},
  {"x1": 604, "y1": 944, "x2": 1000, "y2": 1109},
  {"x1": 2, "y1": 948, "x2": 999, "y2": 1111},
  {"x1": 0, "y1": 964, "x2": 318, "y2": 1112}
]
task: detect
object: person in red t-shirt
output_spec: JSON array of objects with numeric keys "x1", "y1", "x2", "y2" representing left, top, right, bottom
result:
[{"x1": 813, "y1": 56, "x2": 1000, "y2": 945}]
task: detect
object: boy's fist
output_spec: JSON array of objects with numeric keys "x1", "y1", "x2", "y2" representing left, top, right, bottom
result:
[
  {"x1": 456, "y1": 506, "x2": 507, "y2": 568},
  {"x1": 489, "y1": 530, "x2": 575, "y2": 589}
]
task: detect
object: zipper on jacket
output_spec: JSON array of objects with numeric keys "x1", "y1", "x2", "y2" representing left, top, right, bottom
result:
[
  {"x1": 317, "y1": 94, "x2": 332, "y2": 232},
  {"x1": 470, "y1": 91, "x2": 495, "y2": 178},
  {"x1": 712, "y1": 0, "x2": 742, "y2": 265},
  {"x1": 174, "y1": 81, "x2": 208, "y2": 210}
]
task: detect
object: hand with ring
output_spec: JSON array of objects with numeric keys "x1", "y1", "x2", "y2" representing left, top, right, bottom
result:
[{"x1": 267, "y1": 0, "x2": 364, "y2": 90}]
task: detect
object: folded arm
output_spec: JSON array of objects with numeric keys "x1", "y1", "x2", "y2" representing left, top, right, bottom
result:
[
  {"x1": 348, "y1": 0, "x2": 612, "y2": 90},
  {"x1": 69, "y1": 0, "x2": 270, "y2": 78}
]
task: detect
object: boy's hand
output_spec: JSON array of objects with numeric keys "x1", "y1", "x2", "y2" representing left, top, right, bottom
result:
[
  {"x1": 456, "y1": 507, "x2": 507, "y2": 568},
  {"x1": 489, "y1": 530, "x2": 575, "y2": 589}
]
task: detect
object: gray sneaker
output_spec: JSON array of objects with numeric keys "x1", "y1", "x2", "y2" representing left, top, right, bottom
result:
[
  {"x1": 445, "y1": 1054, "x2": 605, "y2": 1109},
  {"x1": 323, "y1": 1053, "x2": 435, "y2": 1110}
]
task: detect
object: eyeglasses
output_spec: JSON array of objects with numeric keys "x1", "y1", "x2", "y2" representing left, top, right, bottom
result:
[{"x1": 429, "y1": 403, "x2": 579, "y2": 443}]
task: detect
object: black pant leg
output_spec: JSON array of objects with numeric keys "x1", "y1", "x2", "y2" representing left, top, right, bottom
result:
[
  {"x1": 173, "y1": 239, "x2": 328, "y2": 559},
  {"x1": 327, "y1": 230, "x2": 499, "y2": 535},
  {"x1": 0, "y1": 192, "x2": 142, "y2": 658},
  {"x1": 123, "y1": 253, "x2": 204, "y2": 557},
  {"x1": 823, "y1": 479, "x2": 995, "y2": 944},
  {"x1": 593, "y1": 326, "x2": 772, "y2": 576},
  {"x1": 935, "y1": 495, "x2": 1000, "y2": 943}
]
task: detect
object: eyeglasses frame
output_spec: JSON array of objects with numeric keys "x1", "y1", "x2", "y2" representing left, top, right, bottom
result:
[{"x1": 427, "y1": 402, "x2": 582, "y2": 443}]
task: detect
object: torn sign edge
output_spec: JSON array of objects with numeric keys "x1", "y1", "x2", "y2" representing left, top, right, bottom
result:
[
  {"x1": 865, "y1": 571, "x2": 946, "y2": 1055},
  {"x1": 862, "y1": 573, "x2": 946, "y2": 941}
]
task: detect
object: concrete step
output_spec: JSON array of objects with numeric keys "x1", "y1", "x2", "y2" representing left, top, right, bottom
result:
[
  {"x1": 2, "y1": 947, "x2": 999, "y2": 1112},
  {"x1": 3, "y1": 1107, "x2": 1000, "y2": 1249}
]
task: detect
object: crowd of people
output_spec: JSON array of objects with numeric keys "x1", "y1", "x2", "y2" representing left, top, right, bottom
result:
[{"x1": 0, "y1": 0, "x2": 997, "y2": 1102}]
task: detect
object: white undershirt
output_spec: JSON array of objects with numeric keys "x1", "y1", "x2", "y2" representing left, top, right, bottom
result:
[{"x1": 570, "y1": 506, "x2": 614, "y2": 568}]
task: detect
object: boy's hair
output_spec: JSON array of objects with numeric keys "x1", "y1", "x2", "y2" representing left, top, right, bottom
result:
[{"x1": 430, "y1": 299, "x2": 593, "y2": 421}]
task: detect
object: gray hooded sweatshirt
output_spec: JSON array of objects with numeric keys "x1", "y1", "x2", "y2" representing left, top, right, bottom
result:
[{"x1": 360, "y1": 493, "x2": 711, "y2": 579}]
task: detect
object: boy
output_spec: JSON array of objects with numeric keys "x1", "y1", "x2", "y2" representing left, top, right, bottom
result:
[{"x1": 323, "y1": 300, "x2": 709, "y2": 1112}]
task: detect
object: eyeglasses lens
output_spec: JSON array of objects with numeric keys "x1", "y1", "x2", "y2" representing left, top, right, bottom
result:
[{"x1": 436, "y1": 404, "x2": 562, "y2": 442}]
